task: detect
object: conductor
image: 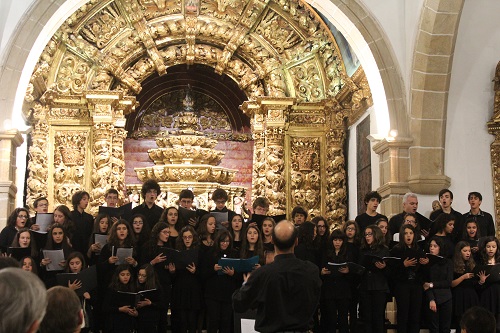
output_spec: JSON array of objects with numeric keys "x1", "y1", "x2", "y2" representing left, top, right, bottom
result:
[{"x1": 232, "y1": 220, "x2": 321, "y2": 332}]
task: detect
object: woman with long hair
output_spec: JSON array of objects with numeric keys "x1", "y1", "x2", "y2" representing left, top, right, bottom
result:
[
  {"x1": 201, "y1": 230, "x2": 239, "y2": 333},
  {"x1": 11, "y1": 227, "x2": 38, "y2": 259},
  {"x1": 40, "y1": 223, "x2": 74, "y2": 287},
  {"x1": 422, "y1": 236, "x2": 453, "y2": 333},
  {"x1": 319, "y1": 229, "x2": 352, "y2": 333},
  {"x1": 140, "y1": 222, "x2": 172, "y2": 333},
  {"x1": 432, "y1": 213, "x2": 456, "y2": 258},
  {"x1": 102, "y1": 264, "x2": 138, "y2": 332},
  {"x1": 477, "y1": 236, "x2": 500, "y2": 331},
  {"x1": 0, "y1": 207, "x2": 30, "y2": 250},
  {"x1": 159, "y1": 206, "x2": 180, "y2": 247},
  {"x1": 451, "y1": 241, "x2": 479, "y2": 328},
  {"x1": 358, "y1": 225, "x2": 390, "y2": 333},
  {"x1": 87, "y1": 213, "x2": 110, "y2": 265},
  {"x1": 170, "y1": 225, "x2": 202, "y2": 333},
  {"x1": 312, "y1": 216, "x2": 330, "y2": 254},
  {"x1": 389, "y1": 224, "x2": 427, "y2": 333},
  {"x1": 295, "y1": 221, "x2": 319, "y2": 266},
  {"x1": 239, "y1": 225, "x2": 265, "y2": 267},
  {"x1": 136, "y1": 264, "x2": 163, "y2": 333},
  {"x1": 229, "y1": 214, "x2": 245, "y2": 252},
  {"x1": 53, "y1": 205, "x2": 76, "y2": 245}
]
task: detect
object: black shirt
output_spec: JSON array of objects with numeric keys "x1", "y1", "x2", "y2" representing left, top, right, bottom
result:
[
  {"x1": 389, "y1": 211, "x2": 432, "y2": 237},
  {"x1": 70, "y1": 210, "x2": 94, "y2": 255},
  {"x1": 355, "y1": 212, "x2": 388, "y2": 232},
  {"x1": 463, "y1": 210, "x2": 496, "y2": 237},
  {"x1": 232, "y1": 253, "x2": 322, "y2": 332},
  {"x1": 131, "y1": 203, "x2": 163, "y2": 231}
]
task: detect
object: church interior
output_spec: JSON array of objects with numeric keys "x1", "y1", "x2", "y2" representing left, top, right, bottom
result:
[{"x1": 0, "y1": 0, "x2": 499, "y2": 232}]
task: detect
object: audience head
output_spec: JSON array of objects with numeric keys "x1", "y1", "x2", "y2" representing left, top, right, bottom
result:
[
  {"x1": 0, "y1": 256, "x2": 19, "y2": 269},
  {"x1": 0, "y1": 268, "x2": 47, "y2": 333},
  {"x1": 460, "y1": 306, "x2": 495, "y2": 333},
  {"x1": 291, "y1": 206, "x2": 308, "y2": 225},
  {"x1": 39, "y1": 286, "x2": 82, "y2": 333},
  {"x1": 402, "y1": 192, "x2": 418, "y2": 214},
  {"x1": 71, "y1": 191, "x2": 90, "y2": 211},
  {"x1": 272, "y1": 220, "x2": 298, "y2": 252},
  {"x1": 104, "y1": 188, "x2": 119, "y2": 207},
  {"x1": 252, "y1": 197, "x2": 269, "y2": 215},
  {"x1": 33, "y1": 197, "x2": 49, "y2": 214},
  {"x1": 7, "y1": 207, "x2": 30, "y2": 229}
]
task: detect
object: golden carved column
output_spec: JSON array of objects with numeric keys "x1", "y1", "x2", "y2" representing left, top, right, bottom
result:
[
  {"x1": 86, "y1": 91, "x2": 133, "y2": 214},
  {"x1": 0, "y1": 129, "x2": 24, "y2": 226},
  {"x1": 487, "y1": 60, "x2": 500, "y2": 235},
  {"x1": 264, "y1": 127, "x2": 286, "y2": 215},
  {"x1": 26, "y1": 104, "x2": 50, "y2": 213}
]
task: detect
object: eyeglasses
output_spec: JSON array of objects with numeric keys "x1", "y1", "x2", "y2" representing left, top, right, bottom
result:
[
  {"x1": 183, "y1": 235, "x2": 193, "y2": 240},
  {"x1": 364, "y1": 232, "x2": 373, "y2": 237},
  {"x1": 138, "y1": 274, "x2": 147, "y2": 278},
  {"x1": 132, "y1": 221, "x2": 143, "y2": 225},
  {"x1": 161, "y1": 230, "x2": 170, "y2": 235},
  {"x1": 346, "y1": 227, "x2": 355, "y2": 232},
  {"x1": 17, "y1": 215, "x2": 28, "y2": 219},
  {"x1": 405, "y1": 219, "x2": 416, "y2": 224}
]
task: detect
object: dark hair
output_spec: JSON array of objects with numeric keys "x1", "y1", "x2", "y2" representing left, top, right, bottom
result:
[
  {"x1": 229, "y1": 214, "x2": 245, "y2": 241},
  {"x1": 131, "y1": 214, "x2": 151, "y2": 247},
  {"x1": 65, "y1": 251, "x2": 87, "y2": 273},
  {"x1": 433, "y1": 213, "x2": 456, "y2": 234},
  {"x1": 110, "y1": 264, "x2": 136, "y2": 292},
  {"x1": 6, "y1": 207, "x2": 30, "y2": 228},
  {"x1": 105, "y1": 188, "x2": 119, "y2": 197},
  {"x1": 137, "y1": 264, "x2": 158, "y2": 290},
  {"x1": 143, "y1": 222, "x2": 170, "y2": 257},
  {"x1": 159, "y1": 206, "x2": 181, "y2": 231},
  {"x1": 214, "y1": 230, "x2": 233, "y2": 257},
  {"x1": 176, "y1": 226, "x2": 199, "y2": 250},
  {"x1": 460, "y1": 306, "x2": 496, "y2": 333},
  {"x1": 462, "y1": 219, "x2": 480, "y2": 240},
  {"x1": 393, "y1": 224, "x2": 418, "y2": 250},
  {"x1": 468, "y1": 192, "x2": 482, "y2": 201},
  {"x1": 453, "y1": 241, "x2": 476, "y2": 274},
  {"x1": 179, "y1": 189, "x2": 194, "y2": 200},
  {"x1": 376, "y1": 217, "x2": 391, "y2": 246},
  {"x1": 33, "y1": 197, "x2": 48, "y2": 209},
  {"x1": 93, "y1": 213, "x2": 110, "y2": 234},
  {"x1": 141, "y1": 180, "x2": 161, "y2": 199},
  {"x1": 45, "y1": 223, "x2": 73, "y2": 256},
  {"x1": 241, "y1": 225, "x2": 265, "y2": 260},
  {"x1": 108, "y1": 219, "x2": 135, "y2": 248},
  {"x1": 197, "y1": 213, "x2": 217, "y2": 241},
  {"x1": 11, "y1": 228, "x2": 37, "y2": 257},
  {"x1": 342, "y1": 220, "x2": 361, "y2": 246},
  {"x1": 252, "y1": 197, "x2": 269, "y2": 210},
  {"x1": 53, "y1": 205, "x2": 75, "y2": 238},
  {"x1": 0, "y1": 256, "x2": 19, "y2": 269},
  {"x1": 360, "y1": 225, "x2": 387, "y2": 250},
  {"x1": 71, "y1": 190, "x2": 90, "y2": 210},
  {"x1": 297, "y1": 221, "x2": 316, "y2": 250},
  {"x1": 364, "y1": 191, "x2": 382, "y2": 204},
  {"x1": 40, "y1": 286, "x2": 82, "y2": 333},
  {"x1": 480, "y1": 236, "x2": 500, "y2": 264},
  {"x1": 428, "y1": 236, "x2": 446, "y2": 256},
  {"x1": 327, "y1": 229, "x2": 348, "y2": 260},
  {"x1": 438, "y1": 189, "x2": 453, "y2": 200},
  {"x1": 271, "y1": 222, "x2": 297, "y2": 251},
  {"x1": 19, "y1": 256, "x2": 38, "y2": 274},
  {"x1": 212, "y1": 188, "x2": 228, "y2": 201},
  {"x1": 291, "y1": 206, "x2": 308, "y2": 219}
]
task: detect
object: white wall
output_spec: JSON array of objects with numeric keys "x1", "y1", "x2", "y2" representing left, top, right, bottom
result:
[{"x1": 0, "y1": 0, "x2": 34, "y2": 57}]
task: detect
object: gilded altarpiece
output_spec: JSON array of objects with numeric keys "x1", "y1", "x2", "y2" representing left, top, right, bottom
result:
[{"x1": 487, "y1": 61, "x2": 500, "y2": 235}]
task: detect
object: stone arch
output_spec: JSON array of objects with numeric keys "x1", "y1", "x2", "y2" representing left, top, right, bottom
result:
[
  {"x1": 408, "y1": 0, "x2": 465, "y2": 194},
  {"x1": 0, "y1": 0, "x2": 410, "y2": 220}
]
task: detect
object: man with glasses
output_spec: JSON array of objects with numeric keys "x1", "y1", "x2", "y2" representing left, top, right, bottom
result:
[
  {"x1": 388, "y1": 192, "x2": 432, "y2": 238},
  {"x1": 28, "y1": 197, "x2": 49, "y2": 231}
]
